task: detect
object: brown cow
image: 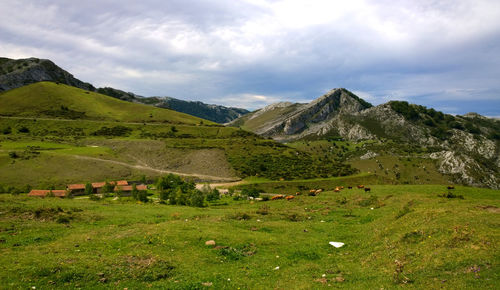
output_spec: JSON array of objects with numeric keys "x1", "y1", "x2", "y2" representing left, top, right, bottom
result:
[
  {"x1": 334, "y1": 188, "x2": 340, "y2": 192},
  {"x1": 357, "y1": 185, "x2": 365, "y2": 189},
  {"x1": 271, "y1": 195, "x2": 285, "y2": 200},
  {"x1": 285, "y1": 195, "x2": 295, "y2": 200},
  {"x1": 295, "y1": 192, "x2": 301, "y2": 195}
]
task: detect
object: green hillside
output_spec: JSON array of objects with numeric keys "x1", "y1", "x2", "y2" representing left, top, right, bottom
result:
[{"x1": 0, "y1": 82, "x2": 211, "y2": 125}]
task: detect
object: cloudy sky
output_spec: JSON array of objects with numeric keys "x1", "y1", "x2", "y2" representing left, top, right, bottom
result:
[{"x1": 1, "y1": 0, "x2": 500, "y2": 115}]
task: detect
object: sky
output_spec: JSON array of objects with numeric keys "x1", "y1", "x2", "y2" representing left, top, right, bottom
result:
[{"x1": 1, "y1": 0, "x2": 500, "y2": 116}]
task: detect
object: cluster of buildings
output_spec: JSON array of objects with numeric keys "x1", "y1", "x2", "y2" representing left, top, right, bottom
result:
[{"x1": 28, "y1": 180, "x2": 148, "y2": 197}]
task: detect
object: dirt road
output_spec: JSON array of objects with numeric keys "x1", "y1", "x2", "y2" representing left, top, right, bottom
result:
[{"x1": 72, "y1": 155, "x2": 240, "y2": 182}]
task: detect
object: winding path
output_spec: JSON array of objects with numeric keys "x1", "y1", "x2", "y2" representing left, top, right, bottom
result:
[{"x1": 72, "y1": 155, "x2": 240, "y2": 182}]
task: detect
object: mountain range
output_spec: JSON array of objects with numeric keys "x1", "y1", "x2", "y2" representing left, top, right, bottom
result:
[
  {"x1": 1, "y1": 56, "x2": 499, "y2": 189},
  {"x1": 230, "y1": 88, "x2": 500, "y2": 188},
  {"x1": 0, "y1": 57, "x2": 248, "y2": 123}
]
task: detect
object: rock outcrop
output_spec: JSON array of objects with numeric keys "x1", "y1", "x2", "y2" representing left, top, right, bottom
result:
[
  {"x1": 0, "y1": 57, "x2": 95, "y2": 92},
  {"x1": 230, "y1": 90, "x2": 500, "y2": 189}
]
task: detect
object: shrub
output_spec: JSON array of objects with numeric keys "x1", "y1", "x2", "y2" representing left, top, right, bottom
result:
[
  {"x1": 241, "y1": 188, "x2": 261, "y2": 198},
  {"x1": 89, "y1": 194, "x2": 101, "y2": 201},
  {"x1": 206, "y1": 188, "x2": 220, "y2": 202},
  {"x1": 102, "y1": 182, "x2": 114, "y2": 193},
  {"x1": 1, "y1": 126, "x2": 11, "y2": 134},
  {"x1": 92, "y1": 126, "x2": 132, "y2": 136},
  {"x1": 56, "y1": 216, "x2": 71, "y2": 224},
  {"x1": 17, "y1": 126, "x2": 29, "y2": 133}
]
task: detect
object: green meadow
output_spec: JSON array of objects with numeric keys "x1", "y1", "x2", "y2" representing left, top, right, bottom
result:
[{"x1": 0, "y1": 185, "x2": 498, "y2": 289}]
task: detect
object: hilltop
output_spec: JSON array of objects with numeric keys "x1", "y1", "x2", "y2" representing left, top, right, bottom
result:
[
  {"x1": 0, "y1": 57, "x2": 248, "y2": 123},
  {"x1": 230, "y1": 89, "x2": 500, "y2": 189},
  {"x1": 0, "y1": 57, "x2": 94, "y2": 92},
  {"x1": 0, "y1": 82, "x2": 209, "y2": 125}
]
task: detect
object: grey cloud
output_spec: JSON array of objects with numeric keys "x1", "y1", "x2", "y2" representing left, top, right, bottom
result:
[{"x1": 1, "y1": 0, "x2": 499, "y2": 115}]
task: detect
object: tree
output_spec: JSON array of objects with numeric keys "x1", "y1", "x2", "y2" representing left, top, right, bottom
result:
[
  {"x1": 102, "y1": 182, "x2": 114, "y2": 193},
  {"x1": 189, "y1": 190, "x2": 206, "y2": 207},
  {"x1": 206, "y1": 188, "x2": 220, "y2": 202},
  {"x1": 85, "y1": 182, "x2": 93, "y2": 195}
]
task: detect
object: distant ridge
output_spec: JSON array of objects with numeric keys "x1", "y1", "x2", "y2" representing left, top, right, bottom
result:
[
  {"x1": 0, "y1": 57, "x2": 249, "y2": 123},
  {"x1": 95, "y1": 87, "x2": 249, "y2": 123}
]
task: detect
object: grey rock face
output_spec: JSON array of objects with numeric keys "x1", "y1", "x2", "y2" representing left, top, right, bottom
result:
[{"x1": 231, "y1": 89, "x2": 499, "y2": 188}]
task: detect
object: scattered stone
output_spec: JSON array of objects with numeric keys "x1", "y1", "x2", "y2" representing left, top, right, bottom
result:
[
  {"x1": 99, "y1": 277, "x2": 107, "y2": 283},
  {"x1": 274, "y1": 266, "x2": 280, "y2": 270},
  {"x1": 205, "y1": 240, "x2": 216, "y2": 246},
  {"x1": 251, "y1": 227, "x2": 258, "y2": 231},
  {"x1": 97, "y1": 273, "x2": 105, "y2": 277},
  {"x1": 202, "y1": 282, "x2": 213, "y2": 286},
  {"x1": 315, "y1": 278, "x2": 327, "y2": 284},
  {"x1": 335, "y1": 276, "x2": 345, "y2": 282}
]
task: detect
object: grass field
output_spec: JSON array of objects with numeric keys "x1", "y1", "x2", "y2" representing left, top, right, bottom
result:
[{"x1": 0, "y1": 185, "x2": 498, "y2": 289}]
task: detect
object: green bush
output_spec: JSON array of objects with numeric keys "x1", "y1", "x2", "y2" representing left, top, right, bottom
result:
[
  {"x1": 17, "y1": 126, "x2": 30, "y2": 133},
  {"x1": 241, "y1": 188, "x2": 261, "y2": 198},
  {"x1": 92, "y1": 126, "x2": 132, "y2": 136},
  {"x1": 1, "y1": 126, "x2": 11, "y2": 134},
  {"x1": 156, "y1": 174, "x2": 205, "y2": 207}
]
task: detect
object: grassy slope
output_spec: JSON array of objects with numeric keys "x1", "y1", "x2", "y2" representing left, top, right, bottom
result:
[
  {"x1": 289, "y1": 140, "x2": 451, "y2": 186},
  {"x1": 0, "y1": 82, "x2": 212, "y2": 125},
  {"x1": 0, "y1": 185, "x2": 498, "y2": 289},
  {"x1": 0, "y1": 117, "x2": 356, "y2": 187}
]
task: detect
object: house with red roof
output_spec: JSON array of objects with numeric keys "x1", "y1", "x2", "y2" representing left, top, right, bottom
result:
[
  {"x1": 28, "y1": 189, "x2": 67, "y2": 197},
  {"x1": 66, "y1": 184, "x2": 86, "y2": 195}
]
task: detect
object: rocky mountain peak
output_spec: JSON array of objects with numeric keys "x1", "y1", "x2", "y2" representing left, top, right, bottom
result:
[{"x1": 0, "y1": 57, "x2": 95, "y2": 92}]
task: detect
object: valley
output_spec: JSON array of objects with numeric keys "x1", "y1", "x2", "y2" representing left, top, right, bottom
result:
[{"x1": 0, "y1": 58, "x2": 498, "y2": 289}]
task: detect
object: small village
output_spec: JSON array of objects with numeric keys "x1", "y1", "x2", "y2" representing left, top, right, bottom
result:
[{"x1": 28, "y1": 180, "x2": 148, "y2": 198}]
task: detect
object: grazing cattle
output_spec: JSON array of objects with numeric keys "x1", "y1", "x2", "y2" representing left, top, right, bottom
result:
[
  {"x1": 271, "y1": 194, "x2": 285, "y2": 200},
  {"x1": 285, "y1": 195, "x2": 295, "y2": 200},
  {"x1": 447, "y1": 186, "x2": 455, "y2": 190},
  {"x1": 347, "y1": 186, "x2": 352, "y2": 189},
  {"x1": 340, "y1": 186, "x2": 344, "y2": 189},
  {"x1": 364, "y1": 187, "x2": 371, "y2": 192},
  {"x1": 357, "y1": 185, "x2": 365, "y2": 189},
  {"x1": 315, "y1": 189, "x2": 323, "y2": 195},
  {"x1": 295, "y1": 192, "x2": 301, "y2": 195},
  {"x1": 334, "y1": 188, "x2": 341, "y2": 192}
]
